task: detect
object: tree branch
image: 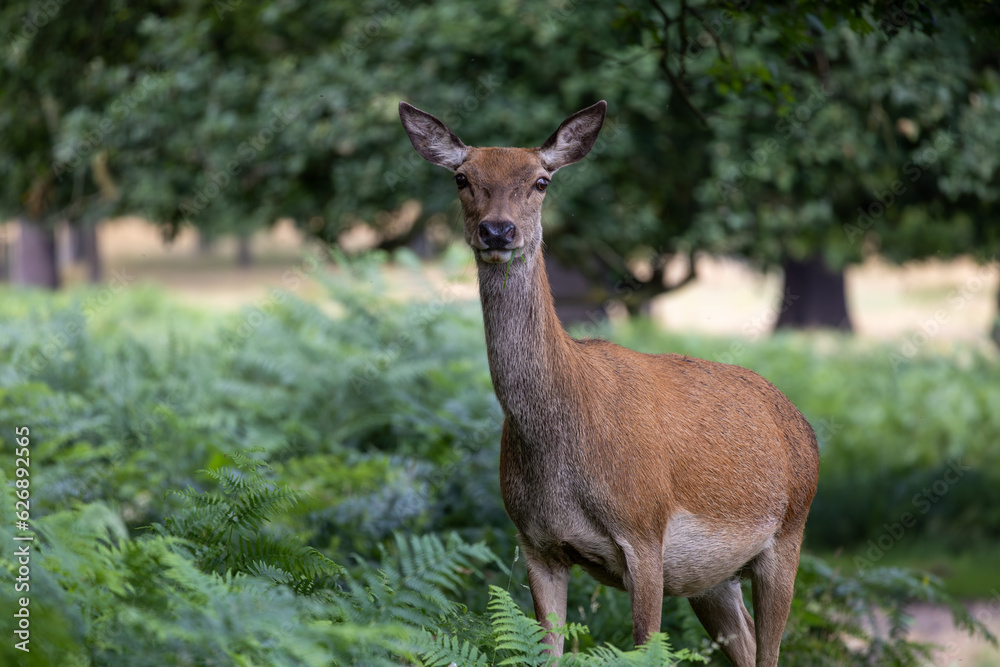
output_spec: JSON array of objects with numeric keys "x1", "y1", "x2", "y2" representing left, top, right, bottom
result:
[
  {"x1": 687, "y1": 4, "x2": 730, "y2": 66},
  {"x1": 658, "y1": 51, "x2": 709, "y2": 125},
  {"x1": 648, "y1": 0, "x2": 709, "y2": 125},
  {"x1": 679, "y1": 0, "x2": 690, "y2": 80}
]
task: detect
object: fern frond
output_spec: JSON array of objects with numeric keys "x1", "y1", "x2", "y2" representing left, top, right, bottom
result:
[
  {"x1": 487, "y1": 585, "x2": 550, "y2": 666},
  {"x1": 229, "y1": 486, "x2": 305, "y2": 533},
  {"x1": 166, "y1": 486, "x2": 227, "y2": 507},
  {"x1": 383, "y1": 533, "x2": 500, "y2": 620},
  {"x1": 560, "y1": 632, "x2": 706, "y2": 666},
  {"x1": 419, "y1": 630, "x2": 489, "y2": 667},
  {"x1": 200, "y1": 466, "x2": 259, "y2": 493},
  {"x1": 227, "y1": 447, "x2": 273, "y2": 473}
]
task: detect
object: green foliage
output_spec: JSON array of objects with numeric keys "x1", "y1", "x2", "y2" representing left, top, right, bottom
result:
[
  {"x1": 0, "y1": 256, "x2": 505, "y2": 552},
  {"x1": 421, "y1": 632, "x2": 491, "y2": 667},
  {"x1": 155, "y1": 449, "x2": 347, "y2": 594},
  {"x1": 488, "y1": 584, "x2": 550, "y2": 665},
  {"x1": 782, "y1": 555, "x2": 995, "y2": 665},
  {"x1": 0, "y1": 451, "x2": 498, "y2": 666},
  {"x1": 0, "y1": 474, "x2": 367, "y2": 667},
  {"x1": 689, "y1": 10, "x2": 1000, "y2": 270},
  {"x1": 559, "y1": 633, "x2": 706, "y2": 667},
  {"x1": 424, "y1": 585, "x2": 705, "y2": 667},
  {"x1": 6, "y1": 0, "x2": 998, "y2": 311}
]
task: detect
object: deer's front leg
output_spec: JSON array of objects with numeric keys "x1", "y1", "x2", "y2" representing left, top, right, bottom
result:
[
  {"x1": 623, "y1": 542, "x2": 664, "y2": 647},
  {"x1": 523, "y1": 547, "x2": 569, "y2": 656}
]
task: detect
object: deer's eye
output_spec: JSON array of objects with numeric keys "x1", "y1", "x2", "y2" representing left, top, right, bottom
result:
[
  {"x1": 535, "y1": 177, "x2": 550, "y2": 192},
  {"x1": 455, "y1": 173, "x2": 468, "y2": 189}
]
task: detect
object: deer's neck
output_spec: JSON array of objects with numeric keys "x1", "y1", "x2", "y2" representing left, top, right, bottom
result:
[{"x1": 478, "y1": 252, "x2": 578, "y2": 434}]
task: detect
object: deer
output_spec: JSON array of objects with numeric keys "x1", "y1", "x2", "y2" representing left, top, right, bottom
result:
[{"x1": 399, "y1": 99, "x2": 819, "y2": 667}]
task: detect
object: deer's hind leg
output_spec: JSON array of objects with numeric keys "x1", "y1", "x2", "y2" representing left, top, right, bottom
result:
[
  {"x1": 688, "y1": 577, "x2": 756, "y2": 667},
  {"x1": 750, "y1": 527, "x2": 804, "y2": 667}
]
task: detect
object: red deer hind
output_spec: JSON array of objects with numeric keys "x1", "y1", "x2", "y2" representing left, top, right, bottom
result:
[{"x1": 399, "y1": 99, "x2": 819, "y2": 667}]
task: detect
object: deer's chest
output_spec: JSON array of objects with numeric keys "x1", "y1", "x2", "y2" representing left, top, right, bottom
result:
[
  {"x1": 506, "y1": 481, "x2": 628, "y2": 587},
  {"x1": 499, "y1": 426, "x2": 629, "y2": 582}
]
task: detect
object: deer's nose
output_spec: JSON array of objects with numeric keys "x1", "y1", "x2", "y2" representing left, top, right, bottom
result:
[{"x1": 478, "y1": 220, "x2": 516, "y2": 249}]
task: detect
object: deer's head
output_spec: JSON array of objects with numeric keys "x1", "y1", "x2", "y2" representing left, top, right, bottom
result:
[{"x1": 399, "y1": 101, "x2": 606, "y2": 265}]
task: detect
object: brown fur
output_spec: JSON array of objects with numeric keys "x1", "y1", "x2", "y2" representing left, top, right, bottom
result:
[{"x1": 400, "y1": 100, "x2": 820, "y2": 666}]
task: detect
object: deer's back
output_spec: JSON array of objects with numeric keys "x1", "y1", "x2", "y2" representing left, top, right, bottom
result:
[{"x1": 574, "y1": 341, "x2": 818, "y2": 524}]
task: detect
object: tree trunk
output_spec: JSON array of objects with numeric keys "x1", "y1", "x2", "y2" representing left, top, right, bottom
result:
[
  {"x1": 12, "y1": 219, "x2": 60, "y2": 288},
  {"x1": 406, "y1": 228, "x2": 434, "y2": 259},
  {"x1": 67, "y1": 219, "x2": 102, "y2": 282},
  {"x1": 198, "y1": 233, "x2": 215, "y2": 255},
  {"x1": 67, "y1": 221, "x2": 84, "y2": 263},
  {"x1": 544, "y1": 254, "x2": 608, "y2": 328},
  {"x1": 0, "y1": 224, "x2": 10, "y2": 282},
  {"x1": 774, "y1": 254, "x2": 852, "y2": 331},
  {"x1": 236, "y1": 234, "x2": 253, "y2": 268},
  {"x1": 81, "y1": 222, "x2": 102, "y2": 282}
]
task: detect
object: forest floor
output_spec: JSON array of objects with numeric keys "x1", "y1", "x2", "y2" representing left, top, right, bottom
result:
[{"x1": 904, "y1": 601, "x2": 999, "y2": 666}]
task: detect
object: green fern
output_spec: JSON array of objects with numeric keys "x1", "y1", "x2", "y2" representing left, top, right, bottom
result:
[
  {"x1": 151, "y1": 447, "x2": 511, "y2": 664},
  {"x1": 487, "y1": 585, "x2": 552, "y2": 665},
  {"x1": 0, "y1": 477, "x2": 354, "y2": 667},
  {"x1": 156, "y1": 448, "x2": 346, "y2": 594},
  {"x1": 420, "y1": 631, "x2": 490, "y2": 667},
  {"x1": 560, "y1": 633, "x2": 707, "y2": 666},
  {"x1": 464, "y1": 585, "x2": 707, "y2": 667},
  {"x1": 335, "y1": 533, "x2": 503, "y2": 626}
]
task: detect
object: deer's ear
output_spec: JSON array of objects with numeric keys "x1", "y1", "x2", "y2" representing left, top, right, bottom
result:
[
  {"x1": 538, "y1": 101, "x2": 607, "y2": 173},
  {"x1": 399, "y1": 102, "x2": 468, "y2": 171}
]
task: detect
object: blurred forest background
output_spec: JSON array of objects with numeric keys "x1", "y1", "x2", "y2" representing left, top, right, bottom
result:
[{"x1": 2, "y1": 0, "x2": 1000, "y2": 665}]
